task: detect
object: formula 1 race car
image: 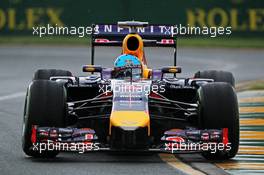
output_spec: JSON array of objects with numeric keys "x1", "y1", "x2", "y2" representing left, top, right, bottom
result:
[{"x1": 22, "y1": 21, "x2": 239, "y2": 159}]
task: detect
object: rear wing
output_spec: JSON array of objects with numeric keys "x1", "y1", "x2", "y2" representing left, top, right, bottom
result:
[
  {"x1": 90, "y1": 21, "x2": 178, "y2": 66},
  {"x1": 92, "y1": 23, "x2": 176, "y2": 47}
]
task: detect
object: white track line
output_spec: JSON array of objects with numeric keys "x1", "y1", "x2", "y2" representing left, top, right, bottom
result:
[{"x1": 0, "y1": 92, "x2": 25, "y2": 101}]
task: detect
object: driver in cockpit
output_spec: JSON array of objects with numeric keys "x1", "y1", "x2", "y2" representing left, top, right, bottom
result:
[{"x1": 112, "y1": 54, "x2": 142, "y2": 80}]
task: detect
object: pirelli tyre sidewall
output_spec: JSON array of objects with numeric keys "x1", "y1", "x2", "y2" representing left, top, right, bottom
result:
[
  {"x1": 194, "y1": 70, "x2": 235, "y2": 87},
  {"x1": 22, "y1": 80, "x2": 67, "y2": 157},
  {"x1": 33, "y1": 69, "x2": 72, "y2": 80},
  {"x1": 198, "y1": 82, "x2": 239, "y2": 160}
]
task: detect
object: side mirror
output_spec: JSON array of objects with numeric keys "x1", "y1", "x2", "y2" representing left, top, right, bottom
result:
[
  {"x1": 82, "y1": 65, "x2": 102, "y2": 73},
  {"x1": 83, "y1": 65, "x2": 103, "y2": 79},
  {"x1": 161, "y1": 66, "x2": 181, "y2": 79},
  {"x1": 161, "y1": 66, "x2": 181, "y2": 74}
]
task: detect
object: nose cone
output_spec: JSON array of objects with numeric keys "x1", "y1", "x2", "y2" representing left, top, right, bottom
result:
[
  {"x1": 110, "y1": 111, "x2": 150, "y2": 149},
  {"x1": 110, "y1": 111, "x2": 150, "y2": 134}
]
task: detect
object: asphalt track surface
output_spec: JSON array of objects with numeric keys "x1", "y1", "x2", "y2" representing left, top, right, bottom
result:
[{"x1": 0, "y1": 46, "x2": 263, "y2": 175}]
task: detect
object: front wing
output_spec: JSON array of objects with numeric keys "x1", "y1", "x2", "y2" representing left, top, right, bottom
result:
[{"x1": 30, "y1": 125, "x2": 229, "y2": 154}]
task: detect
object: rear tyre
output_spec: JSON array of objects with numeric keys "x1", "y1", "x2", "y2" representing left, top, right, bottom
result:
[
  {"x1": 194, "y1": 70, "x2": 235, "y2": 87},
  {"x1": 22, "y1": 80, "x2": 67, "y2": 158},
  {"x1": 198, "y1": 82, "x2": 239, "y2": 160},
  {"x1": 33, "y1": 69, "x2": 72, "y2": 80}
]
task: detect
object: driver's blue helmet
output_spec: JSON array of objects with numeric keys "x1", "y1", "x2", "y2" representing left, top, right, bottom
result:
[
  {"x1": 114, "y1": 54, "x2": 141, "y2": 68},
  {"x1": 113, "y1": 54, "x2": 142, "y2": 79}
]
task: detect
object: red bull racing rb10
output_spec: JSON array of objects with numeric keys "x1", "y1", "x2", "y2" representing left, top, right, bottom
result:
[{"x1": 22, "y1": 21, "x2": 239, "y2": 159}]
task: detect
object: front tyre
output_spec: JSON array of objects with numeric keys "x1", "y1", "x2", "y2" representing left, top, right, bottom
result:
[
  {"x1": 22, "y1": 80, "x2": 67, "y2": 158},
  {"x1": 198, "y1": 82, "x2": 239, "y2": 160}
]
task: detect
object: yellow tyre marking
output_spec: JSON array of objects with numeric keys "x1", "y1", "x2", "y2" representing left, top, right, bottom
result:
[
  {"x1": 239, "y1": 106, "x2": 264, "y2": 113},
  {"x1": 239, "y1": 97, "x2": 264, "y2": 103},
  {"x1": 216, "y1": 162, "x2": 264, "y2": 170},
  {"x1": 240, "y1": 118, "x2": 264, "y2": 126},
  {"x1": 159, "y1": 153, "x2": 205, "y2": 175}
]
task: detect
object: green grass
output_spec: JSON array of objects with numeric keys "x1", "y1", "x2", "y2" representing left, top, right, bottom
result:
[
  {"x1": 236, "y1": 80, "x2": 264, "y2": 92},
  {"x1": 0, "y1": 36, "x2": 263, "y2": 48},
  {"x1": 0, "y1": 36, "x2": 90, "y2": 45},
  {"x1": 178, "y1": 37, "x2": 264, "y2": 48},
  {"x1": 248, "y1": 82, "x2": 264, "y2": 90}
]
